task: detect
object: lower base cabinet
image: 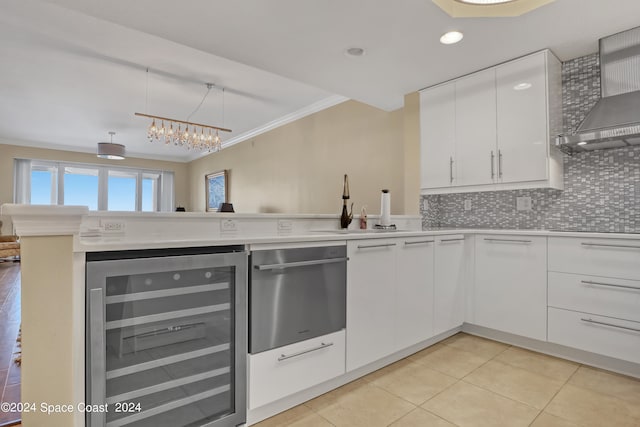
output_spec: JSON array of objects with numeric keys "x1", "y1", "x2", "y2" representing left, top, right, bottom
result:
[
  {"x1": 473, "y1": 234, "x2": 547, "y2": 341},
  {"x1": 248, "y1": 330, "x2": 346, "y2": 409},
  {"x1": 433, "y1": 235, "x2": 467, "y2": 335},
  {"x1": 548, "y1": 308, "x2": 640, "y2": 364}
]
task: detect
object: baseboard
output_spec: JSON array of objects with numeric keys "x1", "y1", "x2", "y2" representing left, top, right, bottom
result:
[{"x1": 462, "y1": 323, "x2": 640, "y2": 379}]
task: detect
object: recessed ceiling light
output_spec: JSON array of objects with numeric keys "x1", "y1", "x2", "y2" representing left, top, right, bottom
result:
[
  {"x1": 345, "y1": 47, "x2": 366, "y2": 57},
  {"x1": 577, "y1": 141, "x2": 588, "y2": 146},
  {"x1": 440, "y1": 31, "x2": 464, "y2": 45},
  {"x1": 513, "y1": 82, "x2": 532, "y2": 90},
  {"x1": 456, "y1": 0, "x2": 517, "y2": 4}
]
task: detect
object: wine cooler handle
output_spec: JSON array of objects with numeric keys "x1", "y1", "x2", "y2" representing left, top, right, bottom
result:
[{"x1": 89, "y1": 288, "x2": 106, "y2": 426}]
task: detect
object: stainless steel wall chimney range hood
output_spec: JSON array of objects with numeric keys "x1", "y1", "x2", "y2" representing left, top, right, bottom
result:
[{"x1": 556, "y1": 26, "x2": 640, "y2": 154}]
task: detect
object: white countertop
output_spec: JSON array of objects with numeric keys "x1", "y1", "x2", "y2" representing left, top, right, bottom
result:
[{"x1": 3, "y1": 204, "x2": 639, "y2": 252}]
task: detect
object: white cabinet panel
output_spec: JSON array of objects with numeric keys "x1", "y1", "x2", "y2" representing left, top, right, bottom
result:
[
  {"x1": 455, "y1": 69, "x2": 497, "y2": 187},
  {"x1": 420, "y1": 50, "x2": 562, "y2": 194},
  {"x1": 548, "y1": 308, "x2": 640, "y2": 364},
  {"x1": 434, "y1": 235, "x2": 467, "y2": 335},
  {"x1": 420, "y1": 84, "x2": 456, "y2": 189},
  {"x1": 396, "y1": 237, "x2": 435, "y2": 349},
  {"x1": 346, "y1": 239, "x2": 397, "y2": 371},
  {"x1": 548, "y1": 237, "x2": 640, "y2": 281},
  {"x1": 496, "y1": 52, "x2": 549, "y2": 183},
  {"x1": 474, "y1": 235, "x2": 547, "y2": 341},
  {"x1": 249, "y1": 330, "x2": 346, "y2": 409},
  {"x1": 548, "y1": 272, "x2": 640, "y2": 323}
]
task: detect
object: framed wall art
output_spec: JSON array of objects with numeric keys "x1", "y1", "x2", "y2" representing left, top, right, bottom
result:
[{"x1": 205, "y1": 170, "x2": 228, "y2": 212}]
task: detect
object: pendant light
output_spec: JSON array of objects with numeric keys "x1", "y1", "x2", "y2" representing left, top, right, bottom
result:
[{"x1": 97, "y1": 131, "x2": 125, "y2": 160}]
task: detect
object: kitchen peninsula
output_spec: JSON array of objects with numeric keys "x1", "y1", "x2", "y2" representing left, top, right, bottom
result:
[{"x1": 3, "y1": 204, "x2": 639, "y2": 427}]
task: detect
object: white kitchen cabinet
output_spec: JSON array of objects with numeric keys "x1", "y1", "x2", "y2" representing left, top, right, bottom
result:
[
  {"x1": 395, "y1": 236, "x2": 435, "y2": 349},
  {"x1": 420, "y1": 50, "x2": 563, "y2": 194},
  {"x1": 496, "y1": 52, "x2": 550, "y2": 184},
  {"x1": 420, "y1": 83, "x2": 456, "y2": 189},
  {"x1": 548, "y1": 308, "x2": 640, "y2": 364},
  {"x1": 433, "y1": 234, "x2": 467, "y2": 335},
  {"x1": 473, "y1": 235, "x2": 547, "y2": 341},
  {"x1": 249, "y1": 330, "x2": 346, "y2": 409},
  {"x1": 346, "y1": 239, "x2": 397, "y2": 371},
  {"x1": 455, "y1": 68, "x2": 497, "y2": 187},
  {"x1": 547, "y1": 236, "x2": 640, "y2": 364}
]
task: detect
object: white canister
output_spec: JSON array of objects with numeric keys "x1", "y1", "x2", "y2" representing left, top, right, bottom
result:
[{"x1": 380, "y1": 189, "x2": 391, "y2": 226}]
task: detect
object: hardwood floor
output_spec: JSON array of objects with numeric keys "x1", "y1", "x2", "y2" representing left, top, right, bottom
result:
[{"x1": 0, "y1": 261, "x2": 21, "y2": 427}]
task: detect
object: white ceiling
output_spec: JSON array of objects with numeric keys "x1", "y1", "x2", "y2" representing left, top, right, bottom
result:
[{"x1": 3, "y1": 0, "x2": 640, "y2": 162}]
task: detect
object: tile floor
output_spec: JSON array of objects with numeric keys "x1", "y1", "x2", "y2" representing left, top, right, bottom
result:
[
  {"x1": 254, "y1": 333, "x2": 640, "y2": 427},
  {"x1": 0, "y1": 262, "x2": 21, "y2": 427}
]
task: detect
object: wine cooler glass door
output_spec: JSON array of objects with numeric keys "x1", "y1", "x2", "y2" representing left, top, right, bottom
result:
[{"x1": 86, "y1": 251, "x2": 247, "y2": 427}]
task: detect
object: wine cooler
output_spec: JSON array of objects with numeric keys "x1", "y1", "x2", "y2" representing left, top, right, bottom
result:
[{"x1": 86, "y1": 246, "x2": 247, "y2": 427}]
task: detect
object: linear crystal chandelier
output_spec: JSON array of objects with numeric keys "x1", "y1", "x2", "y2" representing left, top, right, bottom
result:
[{"x1": 135, "y1": 82, "x2": 232, "y2": 153}]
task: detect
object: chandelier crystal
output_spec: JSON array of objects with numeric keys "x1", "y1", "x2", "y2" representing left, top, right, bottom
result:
[{"x1": 135, "y1": 112, "x2": 229, "y2": 152}]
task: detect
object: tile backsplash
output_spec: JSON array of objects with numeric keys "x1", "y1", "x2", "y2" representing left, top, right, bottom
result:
[{"x1": 420, "y1": 53, "x2": 640, "y2": 233}]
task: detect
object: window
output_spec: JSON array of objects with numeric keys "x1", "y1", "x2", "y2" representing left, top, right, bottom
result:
[
  {"x1": 64, "y1": 166, "x2": 99, "y2": 210},
  {"x1": 13, "y1": 159, "x2": 174, "y2": 212}
]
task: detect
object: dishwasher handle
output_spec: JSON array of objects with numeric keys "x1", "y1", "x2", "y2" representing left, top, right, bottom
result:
[{"x1": 255, "y1": 257, "x2": 348, "y2": 271}]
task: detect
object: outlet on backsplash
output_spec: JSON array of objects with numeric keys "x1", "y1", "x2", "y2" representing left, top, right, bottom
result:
[
  {"x1": 464, "y1": 200, "x2": 472, "y2": 211},
  {"x1": 516, "y1": 196, "x2": 532, "y2": 212}
]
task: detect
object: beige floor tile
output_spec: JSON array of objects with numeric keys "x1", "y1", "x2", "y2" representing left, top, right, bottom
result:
[
  {"x1": 253, "y1": 404, "x2": 323, "y2": 427},
  {"x1": 314, "y1": 383, "x2": 416, "y2": 427},
  {"x1": 368, "y1": 360, "x2": 458, "y2": 405},
  {"x1": 464, "y1": 360, "x2": 565, "y2": 409},
  {"x1": 494, "y1": 347, "x2": 579, "y2": 381},
  {"x1": 530, "y1": 412, "x2": 581, "y2": 427},
  {"x1": 410, "y1": 344, "x2": 490, "y2": 379},
  {"x1": 422, "y1": 381, "x2": 539, "y2": 427},
  {"x1": 545, "y1": 384, "x2": 640, "y2": 427},
  {"x1": 363, "y1": 358, "x2": 414, "y2": 383},
  {"x1": 389, "y1": 408, "x2": 456, "y2": 427},
  {"x1": 441, "y1": 333, "x2": 509, "y2": 359},
  {"x1": 288, "y1": 412, "x2": 335, "y2": 427},
  {"x1": 407, "y1": 343, "x2": 445, "y2": 363},
  {"x1": 568, "y1": 366, "x2": 640, "y2": 405},
  {"x1": 305, "y1": 379, "x2": 369, "y2": 412}
]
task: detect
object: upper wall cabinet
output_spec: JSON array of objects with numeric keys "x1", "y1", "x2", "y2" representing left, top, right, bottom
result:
[{"x1": 420, "y1": 50, "x2": 563, "y2": 194}]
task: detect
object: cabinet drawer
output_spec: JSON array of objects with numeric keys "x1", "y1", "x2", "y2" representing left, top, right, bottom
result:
[
  {"x1": 548, "y1": 237, "x2": 640, "y2": 280},
  {"x1": 549, "y1": 272, "x2": 640, "y2": 323},
  {"x1": 548, "y1": 308, "x2": 640, "y2": 364},
  {"x1": 249, "y1": 330, "x2": 345, "y2": 409}
]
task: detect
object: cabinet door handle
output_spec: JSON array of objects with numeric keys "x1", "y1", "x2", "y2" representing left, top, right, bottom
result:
[
  {"x1": 580, "y1": 318, "x2": 640, "y2": 334},
  {"x1": 278, "y1": 342, "x2": 334, "y2": 361},
  {"x1": 581, "y1": 242, "x2": 640, "y2": 250},
  {"x1": 439, "y1": 238, "x2": 464, "y2": 243},
  {"x1": 498, "y1": 150, "x2": 503, "y2": 179},
  {"x1": 580, "y1": 280, "x2": 640, "y2": 291},
  {"x1": 449, "y1": 157, "x2": 454, "y2": 184},
  {"x1": 490, "y1": 151, "x2": 495, "y2": 180},
  {"x1": 357, "y1": 243, "x2": 396, "y2": 249},
  {"x1": 404, "y1": 240, "x2": 434, "y2": 245},
  {"x1": 484, "y1": 238, "x2": 532, "y2": 244},
  {"x1": 255, "y1": 257, "x2": 348, "y2": 271}
]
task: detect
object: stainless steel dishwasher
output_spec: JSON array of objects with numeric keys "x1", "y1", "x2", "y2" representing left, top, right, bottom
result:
[{"x1": 250, "y1": 244, "x2": 347, "y2": 354}]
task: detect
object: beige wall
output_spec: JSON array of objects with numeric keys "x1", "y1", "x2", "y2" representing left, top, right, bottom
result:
[
  {"x1": 0, "y1": 143, "x2": 190, "y2": 233},
  {"x1": 189, "y1": 100, "x2": 407, "y2": 216},
  {"x1": 403, "y1": 92, "x2": 420, "y2": 215}
]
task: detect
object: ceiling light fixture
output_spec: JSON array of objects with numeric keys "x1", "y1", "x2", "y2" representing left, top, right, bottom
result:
[
  {"x1": 440, "y1": 31, "x2": 464, "y2": 45},
  {"x1": 97, "y1": 132, "x2": 125, "y2": 160},
  {"x1": 455, "y1": 0, "x2": 517, "y2": 4},
  {"x1": 345, "y1": 47, "x2": 366, "y2": 57},
  {"x1": 136, "y1": 82, "x2": 232, "y2": 153}
]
